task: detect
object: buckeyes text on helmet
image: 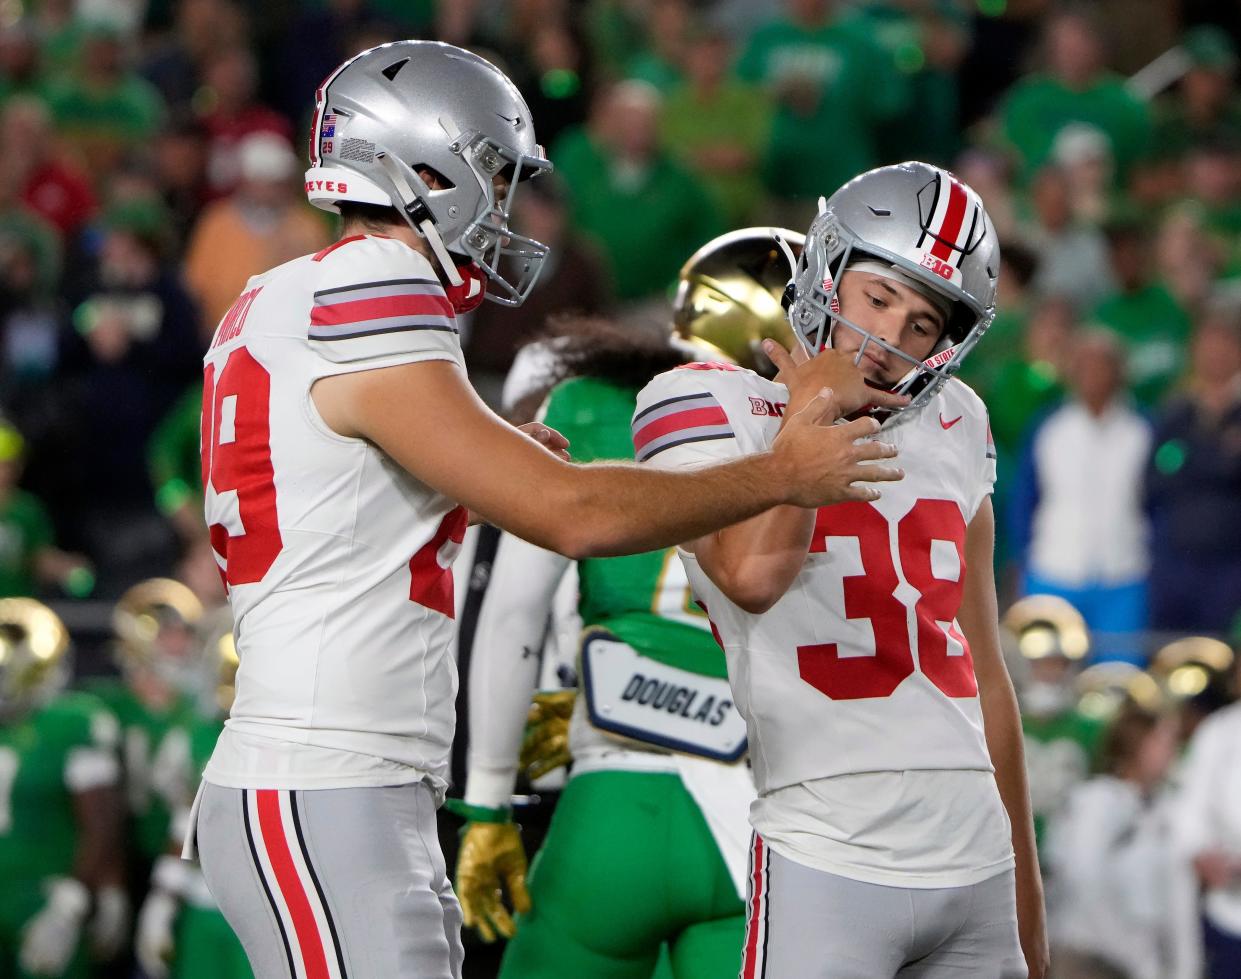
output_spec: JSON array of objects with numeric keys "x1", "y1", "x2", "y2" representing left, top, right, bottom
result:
[
  {"x1": 304, "y1": 41, "x2": 553, "y2": 307},
  {"x1": 786, "y1": 161, "x2": 1000, "y2": 427}
]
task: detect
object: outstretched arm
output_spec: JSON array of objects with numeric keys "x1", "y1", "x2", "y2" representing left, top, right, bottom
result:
[{"x1": 313, "y1": 359, "x2": 901, "y2": 559}]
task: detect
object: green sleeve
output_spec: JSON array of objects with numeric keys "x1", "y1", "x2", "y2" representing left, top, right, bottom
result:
[
  {"x1": 41, "y1": 692, "x2": 121, "y2": 757},
  {"x1": 18, "y1": 491, "x2": 54, "y2": 554},
  {"x1": 539, "y1": 379, "x2": 594, "y2": 451},
  {"x1": 148, "y1": 384, "x2": 204, "y2": 515}
]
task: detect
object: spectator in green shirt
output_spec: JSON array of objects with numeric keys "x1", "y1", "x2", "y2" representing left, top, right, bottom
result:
[
  {"x1": 551, "y1": 81, "x2": 723, "y2": 303},
  {"x1": 660, "y1": 25, "x2": 772, "y2": 228},
  {"x1": 1000, "y1": 10, "x2": 1152, "y2": 186},
  {"x1": 1091, "y1": 215, "x2": 1193, "y2": 407},
  {"x1": 1153, "y1": 26, "x2": 1241, "y2": 163},
  {"x1": 0, "y1": 421, "x2": 90, "y2": 597},
  {"x1": 147, "y1": 383, "x2": 203, "y2": 542},
  {"x1": 735, "y1": 0, "x2": 907, "y2": 227},
  {"x1": 0, "y1": 22, "x2": 51, "y2": 107},
  {"x1": 624, "y1": 0, "x2": 690, "y2": 94},
  {"x1": 44, "y1": 22, "x2": 164, "y2": 187}
]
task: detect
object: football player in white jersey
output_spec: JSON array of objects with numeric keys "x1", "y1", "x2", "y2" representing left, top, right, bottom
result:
[
  {"x1": 634, "y1": 162, "x2": 1048, "y2": 979},
  {"x1": 188, "y1": 40, "x2": 911, "y2": 979}
]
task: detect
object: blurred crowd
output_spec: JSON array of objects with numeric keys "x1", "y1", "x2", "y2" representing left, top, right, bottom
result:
[{"x1": 0, "y1": 0, "x2": 1236, "y2": 977}]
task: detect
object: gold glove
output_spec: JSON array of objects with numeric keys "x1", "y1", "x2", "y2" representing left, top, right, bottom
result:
[
  {"x1": 520, "y1": 690, "x2": 576, "y2": 780},
  {"x1": 456, "y1": 822, "x2": 531, "y2": 942}
]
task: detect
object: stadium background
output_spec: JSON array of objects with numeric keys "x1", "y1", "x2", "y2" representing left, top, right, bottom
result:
[{"x1": 0, "y1": 0, "x2": 1239, "y2": 977}]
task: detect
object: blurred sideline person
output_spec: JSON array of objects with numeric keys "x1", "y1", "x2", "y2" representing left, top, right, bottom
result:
[
  {"x1": 188, "y1": 41, "x2": 906, "y2": 979},
  {"x1": 1046, "y1": 703, "x2": 1194, "y2": 979},
  {"x1": 1173, "y1": 652, "x2": 1241, "y2": 978},
  {"x1": 637, "y1": 162, "x2": 1047, "y2": 978},
  {"x1": 135, "y1": 607, "x2": 251, "y2": 979},
  {"x1": 0, "y1": 599, "x2": 125, "y2": 979},
  {"x1": 456, "y1": 229, "x2": 801, "y2": 979},
  {"x1": 1011, "y1": 329, "x2": 1152, "y2": 663},
  {"x1": 1005, "y1": 595, "x2": 1103, "y2": 864}
]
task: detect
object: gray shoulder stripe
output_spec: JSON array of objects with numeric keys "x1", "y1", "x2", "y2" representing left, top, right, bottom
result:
[
  {"x1": 633, "y1": 390, "x2": 712, "y2": 424},
  {"x1": 637, "y1": 430, "x2": 736, "y2": 462},
  {"x1": 310, "y1": 323, "x2": 459, "y2": 341},
  {"x1": 314, "y1": 278, "x2": 439, "y2": 299}
]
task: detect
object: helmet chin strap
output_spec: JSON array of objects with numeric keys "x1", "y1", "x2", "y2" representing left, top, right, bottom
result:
[{"x1": 376, "y1": 152, "x2": 466, "y2": 288}]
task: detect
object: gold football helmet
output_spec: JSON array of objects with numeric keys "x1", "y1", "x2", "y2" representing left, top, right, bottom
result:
[
  {"x1": 1149, "y1": 636, "x2": 1234, "y2": 701},
  {"x1": 673, "y1": 227, "x2": 804, "y2": 373},
  {"x1": 1073, "y1": 662, "x2": 1164, "y2": 722},
  {"x1": 196, "y1": 606, "x2": 239, "y2": 717},
  {"x1": 0, "y1": 598, "x2": 70, "y2": 720},
  {"x1": 1001, "y1": 595, "x2": 1090, "y2": 662},
  {"x1": 112, "y1": 578, "x2": 204, "y2": 689}
]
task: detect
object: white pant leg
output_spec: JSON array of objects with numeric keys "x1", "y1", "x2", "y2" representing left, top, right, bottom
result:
[
  {"x1": 747, "y1": 837, "x2": 1024, "y2": 979},
  {"x1": 900, "y1": 870, "x2": 1025, "y2": 979},
  {"x1": 196, "y1": 781, "x2": 463, "y2": 979}
]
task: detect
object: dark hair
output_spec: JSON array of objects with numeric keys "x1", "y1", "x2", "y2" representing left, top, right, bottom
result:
[
  {"x1": 504, "y1": 316, "x2": 690, "y2": 423},
  {"x1": 336, "y1": 201, "x2": 405, "y2": 232},
  {"x1": 1097, "y1": 704, "x2": 1159, "y2": 776}
]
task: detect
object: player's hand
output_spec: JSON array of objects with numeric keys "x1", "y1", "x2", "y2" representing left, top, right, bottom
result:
[
  {"x1": 1019, "y1": 913, "x2": 1050, "y2": 979},
  {"x1": 19, "y1": 877, "x2": 90, "y2": 976},
  {"x1": 135, "y1": 890, "x2": 179, "y2": 979},
  {"x1": 763, "y1": 339, "x2": 910, "y2": 418},
  {"x1": 771, "y1": 390, "x2": 902, "y2": 507},
  {"x1": 456, "y1": 822, "x2": 532, "y2": 942},
  {"x1": 88, "y1": 885, "x2": 130, "y2": 960},
  {"x1": 520, "y1": 690, "x2": 575, "y2": 780},
  {"x1": 1193, "y1": 849, "x2": 1241, "y2": 889},
  {"x1": 516, "y1": 422, "x2": 571, "y2": 462}
]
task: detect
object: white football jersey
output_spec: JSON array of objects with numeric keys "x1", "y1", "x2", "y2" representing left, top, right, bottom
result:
[
  {"x1": 633, "y1": 363, "x2": 998, "y2": 797},
  {"x1": 200, "y1": 234, "x2": 467, "y2": 793}
]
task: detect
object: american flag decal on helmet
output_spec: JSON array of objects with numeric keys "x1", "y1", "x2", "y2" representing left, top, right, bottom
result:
[
  {"x1": 916, "y1": 172, "x2": 986, "y2": 272},
  {"x1": 632, "y1": 391, "x2": 734, "y2": 462}
]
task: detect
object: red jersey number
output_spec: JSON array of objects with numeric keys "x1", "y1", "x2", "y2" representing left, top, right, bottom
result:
[
  {"x1": 408, "y1": 506, "x2": 469, "y2": 617},
  {"x1": 201, "y1": 348, "x2": 283, "y2": 586},
  {"x1": 797, "y1": 499, "x2": 975, "y2": 701}
]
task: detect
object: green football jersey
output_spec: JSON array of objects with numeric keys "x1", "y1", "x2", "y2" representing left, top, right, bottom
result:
[
  {"x1": 0, "y1": 692, "x2": 119, "y2": 884},
  {"x1": 82, "y1": 678, "x2": 198, "y2": 861},
  {"x1": 541, "y1": 376, "x2": 725, "y2": 679},
  {"x1": 1022, "y1": 708, "x2": 1106, "y2": 858}
]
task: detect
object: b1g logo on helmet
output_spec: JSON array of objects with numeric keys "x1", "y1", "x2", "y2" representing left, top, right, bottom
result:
[
  {"x1": 914, "y1": 171, "x2": 987, "y2": 282},
  {"x1": 918, "y1": 251, "x2": 956, "y2": 282}
]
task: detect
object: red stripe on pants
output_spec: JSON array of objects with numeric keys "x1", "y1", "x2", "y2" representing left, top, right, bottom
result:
[
  {"x1": 741, "y1": 835, "x2": 767, "y2": 979},
  {"x1": 931, "y1": 180, "x2": 967, "y2": 261},
  {"x1": 256, "y1": 790, "x2": 331, "y2": 979}
]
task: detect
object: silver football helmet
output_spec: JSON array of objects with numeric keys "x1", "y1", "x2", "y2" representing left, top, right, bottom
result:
[
  {"x1": 786, "y1": 162, "x2": 1000, "y2": 427},
  {"x1": 304, "y1": 41, "x2": 553, "y2": 306}
]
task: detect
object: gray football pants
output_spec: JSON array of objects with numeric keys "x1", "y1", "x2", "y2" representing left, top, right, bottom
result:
[
  {"x1": 740, "y1": 836, "x2": 1026, "y2": 978},
  {"x1": 193, "y1": 781, "x2": 464, "y2": 979}
]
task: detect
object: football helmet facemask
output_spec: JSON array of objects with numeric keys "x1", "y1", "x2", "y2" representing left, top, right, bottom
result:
[
  {"x1": 786, "y1": 161, "x2": 999, "y2": 428},
  {"x1": 112, "y1": 579, "x2": 204, "y2": 694},
  {"x1": 304, "y1": 40, "x2": 552, "y2": 307}
]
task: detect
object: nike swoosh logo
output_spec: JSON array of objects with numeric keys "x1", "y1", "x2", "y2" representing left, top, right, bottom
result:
[{"x1": 940, "y1": 414, "x2": 963, "y2": 430}]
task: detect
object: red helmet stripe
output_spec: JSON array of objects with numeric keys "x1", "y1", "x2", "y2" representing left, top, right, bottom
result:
[{"x1": 930, "y1": 177, "x2": 967, "y2": 262}]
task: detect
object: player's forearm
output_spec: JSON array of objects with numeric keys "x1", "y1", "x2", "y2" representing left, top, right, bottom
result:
[
  {"x1": 981, "y1": 680, "x2": 1045, "y2": 927},
  {"x1": 466, "y1": 535, "x2": 569, "y2": 810},
  {"x1": 72, "y1": 786, "x2": 125, "y2": 888},
  {"x1": 552, "y1": 451, "x2": 790, "y2": 559},
  {"x1": 694, "y1": 505, "x2": 815, "y2": 613}
]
